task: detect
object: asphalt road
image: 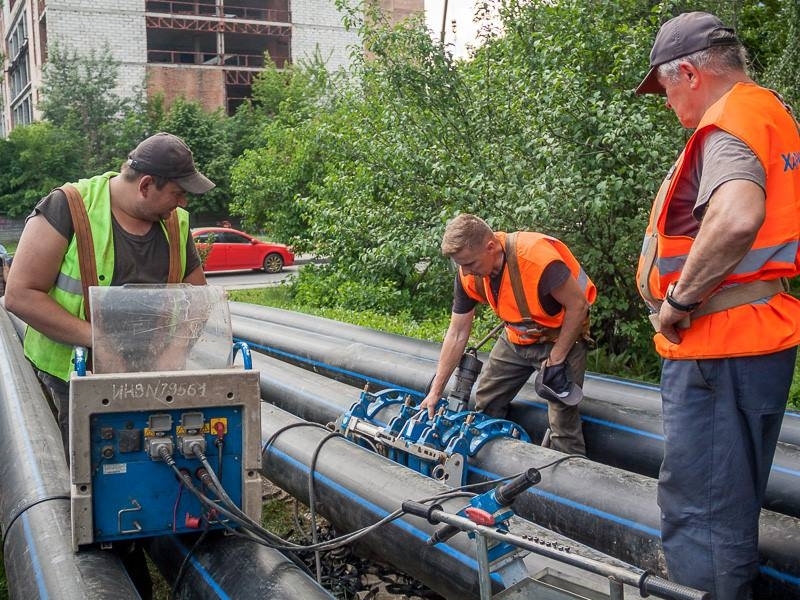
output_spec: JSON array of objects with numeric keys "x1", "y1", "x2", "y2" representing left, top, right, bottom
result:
[{"x1": 203, "y1": 255, "x2": 318, "y2": 290}]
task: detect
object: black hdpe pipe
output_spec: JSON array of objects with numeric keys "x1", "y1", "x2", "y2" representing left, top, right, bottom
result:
[
  {"x1": 248, "y1": 350, "x2": 800, "y2": 600},
  {"x1": 0, "y1": 307, "x2": 141, "y2": 600},
  {"x1": 144, "y1": 533, "x2": 333, "y2": 599},
  {"x1": 229, "y1": 302, "x2": 800, "y2": 447},
  {"x1": 230, "y1": 310, "x2": 800, "y2": 520},
  {"x1": 258, "y1": 402, "x2": 710, "y2": 600},
  {"x1": 0, "y1": 307, "x2": 334, "y2": 600}
]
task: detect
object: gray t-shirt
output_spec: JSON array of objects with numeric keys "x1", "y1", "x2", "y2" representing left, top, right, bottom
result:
[
  {"x1": 665, "y1": 129, "x2": 766, "y2": 237},
  {"x1": 31, "y1": 188, "x2": 201, "y2": 284}
]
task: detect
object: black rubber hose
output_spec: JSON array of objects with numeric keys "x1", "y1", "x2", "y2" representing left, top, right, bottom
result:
[{"x1": 494, "y1": 468, "x2": 541, "y2": 506}]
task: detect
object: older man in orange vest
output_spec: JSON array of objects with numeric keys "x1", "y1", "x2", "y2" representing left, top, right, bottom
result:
[{"x1": 636, "y1": 12, "x2": 800, "y2": 599}]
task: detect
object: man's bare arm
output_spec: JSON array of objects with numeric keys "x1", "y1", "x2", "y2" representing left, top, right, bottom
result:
[
  {"x1": 548, "y1": 276, "x2": 590, "y2": 365},
  {"x1": 657, "y1": 179, "x2": 765, "y2": 343},
  {"x1": 5, "y1": 214, "x2": 93, "y2": 347},
  {"x1": 183, "y1": 265, "x2": 207, "y2": 285},
  {"x1": 419, "y1": 309, "x2": 475, "y2": 418}
]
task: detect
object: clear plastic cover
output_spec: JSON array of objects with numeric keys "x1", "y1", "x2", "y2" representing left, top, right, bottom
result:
[{"x1": 89, "y1": 284, "x2": 232, "y2": 374}]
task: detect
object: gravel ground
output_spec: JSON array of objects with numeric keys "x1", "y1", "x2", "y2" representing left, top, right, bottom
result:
[{"x1": 261, "y1": 479, "x2": 445, "y2": 600}]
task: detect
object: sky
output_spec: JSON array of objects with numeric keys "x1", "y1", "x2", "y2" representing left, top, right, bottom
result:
[{"x1": 424, "y1": 0, "x2": 489, "y2": 59}]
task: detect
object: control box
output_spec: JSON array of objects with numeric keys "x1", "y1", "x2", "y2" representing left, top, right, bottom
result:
[
  {"x1": 69, "y1": 368, "x2": 262, "y2": 549},
  {"x1": 69, "y1": 285, "x2": 262, "y2": 550}
]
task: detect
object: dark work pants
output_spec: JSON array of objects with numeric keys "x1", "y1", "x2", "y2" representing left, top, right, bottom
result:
[
  {"x1": 37, "y1": 370, "x2": 71, "y2": 460},
  {"x1": 474, "y1": 331, "x2": 587, "y2": 455},
  {"x1": 659, "y1": 347, "x2": 795, "y2": 600},
  {"x1": 36, "y1": 369, "x2": 152, "y2": 599}
]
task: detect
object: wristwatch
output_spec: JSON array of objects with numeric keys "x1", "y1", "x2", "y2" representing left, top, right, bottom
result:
[{"x1": 665, "y1": 282, "x2": 701, "y2": 313}]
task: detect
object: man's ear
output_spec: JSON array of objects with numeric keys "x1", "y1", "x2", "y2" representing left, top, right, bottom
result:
[
  {"x1": 138, "y1": 175, "x2": 153, "y2": 195},
  {"x1": 680, "y1": 61, "x2": 700, "y2": 89}
]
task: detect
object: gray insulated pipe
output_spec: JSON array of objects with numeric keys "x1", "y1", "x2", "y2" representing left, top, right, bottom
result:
[
  {"x1": 249, "y1": 350, "x2": 800, "y2": 600},
  {"x1": 230, "y1": 307, "x2": 800, "y2": 520},
  {"x1": 0, "y1": 307, "x2": 140, "y2": 600},
  {"x1": 257, "y1": 403, "x2": 708, "y2": 600}
]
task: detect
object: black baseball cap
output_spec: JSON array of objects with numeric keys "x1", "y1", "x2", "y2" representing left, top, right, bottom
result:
[
  {"x1": 533, "y1": 359, "x2": 583, "y2": 406},
  {"x1": 127, "y1": 132, "x2": 215, "y2": 194},
  {"x1": 636, "y1": 12, "x2": 738, "y2": 95}
]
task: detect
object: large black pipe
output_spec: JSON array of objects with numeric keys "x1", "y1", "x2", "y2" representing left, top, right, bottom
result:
[
  {"x1": 0, "y1": 306, "x2": 334, "y2": 600},
  {"x1": 249, "y1": 350, "x2": 800, "y2": 599},
  {"x1": 229, "y1": 302, "x2": 800, "y2": 446},
  {"x1": 231, "y1": 311, "x2": 800, "y2": 520},
  {"x1": 144, "y1": 533, "x2": 334, "y2": 599},
  {"x1": 4, "y1": 302, "x2": 689, "y2": 599},
  {"x1": 258, "y1": 402, "x2": 707, "y2": 600},
  {"x1": 0, "y1": 307, "x2": 141, "y2": 600}
]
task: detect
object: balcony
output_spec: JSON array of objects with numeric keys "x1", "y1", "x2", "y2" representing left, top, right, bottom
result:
[{"x1": 145, "y1": 1, "x2": 290, "y2": 23}]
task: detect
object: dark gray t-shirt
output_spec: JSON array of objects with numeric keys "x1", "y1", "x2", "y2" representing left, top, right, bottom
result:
[
  {"x1": 31, "y1": 188, "x2": 201, "y2": 284},
  {"x1": 665, "y1": 129, "x2": 766, "y2": 237}
]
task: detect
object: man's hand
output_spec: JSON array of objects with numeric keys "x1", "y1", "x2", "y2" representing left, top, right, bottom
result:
[
  {"x1": 419, "y1": 392, "x2": 441, "y2": 420},
  {"x1": 542, "y1": 361, "x2": 570, "y2": 396},
  {"x1": 656, "y1": 302, "x2": 689, "y2": 344}
]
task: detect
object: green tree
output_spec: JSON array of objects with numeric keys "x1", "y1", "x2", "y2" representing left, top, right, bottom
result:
[
  {"x1": 754, "y1": 0, "x2": 800, "y2": 109},
  {"x1": 161, "y1": 0, "x2": 798, "y2": 378},
  {"x1": 272, "y1": 0, "x2": 679, "y2": 364},
  {"x1": 38, "y1": 43, "x2": 147, "y2": 172},
  {"x1": 0, "y1": 122, "x2": 84, "y2": 217},
  {"x1": 154, "y1": 97, "x2": 232, "y2": 218},
  {"x1": 228, "y1": 54, "x2": 343, "y2": 245}
]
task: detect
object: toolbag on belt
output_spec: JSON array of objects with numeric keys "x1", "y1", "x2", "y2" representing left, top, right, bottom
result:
[{"x1": 474, "y1": 232, "x2": 590, "y2": 343}]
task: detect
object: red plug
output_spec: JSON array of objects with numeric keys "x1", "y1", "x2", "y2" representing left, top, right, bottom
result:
[{"x1": 185, "y1": 513, "x2": 202, "y2": 529}]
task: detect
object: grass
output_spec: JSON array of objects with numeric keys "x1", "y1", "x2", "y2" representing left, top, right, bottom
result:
[{"x1": 228, "y1": 286, "x2": 455, "y2": 342}]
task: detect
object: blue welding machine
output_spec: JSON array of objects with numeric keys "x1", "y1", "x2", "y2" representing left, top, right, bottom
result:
[{"x1": 69, "y1": 285, "x2": 262, "y2": 551}]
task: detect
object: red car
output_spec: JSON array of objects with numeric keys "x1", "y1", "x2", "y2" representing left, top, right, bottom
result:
[{"x1": 192, "y1": 227, "x2": 294, "y2": 273}]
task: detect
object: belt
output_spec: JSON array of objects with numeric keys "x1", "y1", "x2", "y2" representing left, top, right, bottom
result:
[{"x1": 648, "y1": 278, "x2": 787, "y2": 331}]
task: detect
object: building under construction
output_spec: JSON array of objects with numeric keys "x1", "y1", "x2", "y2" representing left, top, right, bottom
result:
[{"x1": 0, "y1": 0, "x2": 422, "y2": 136}]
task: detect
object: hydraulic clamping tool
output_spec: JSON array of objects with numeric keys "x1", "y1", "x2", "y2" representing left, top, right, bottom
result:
[{"x1": 336, "y1": 322, "x2": 529, "y2": 487}]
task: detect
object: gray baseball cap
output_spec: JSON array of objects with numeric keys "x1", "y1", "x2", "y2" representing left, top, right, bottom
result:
[
  {"x1": 636, "y1": 12, "x2": 738, "y2": 95},
  {"x1": 127, "y1": 132, "x2": 215, "y2": 194}
]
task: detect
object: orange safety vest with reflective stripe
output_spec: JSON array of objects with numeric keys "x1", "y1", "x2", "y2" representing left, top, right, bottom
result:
[
  {"x1": 637, "y1": 82, "x2": 800, "y2": 359},
  {"x1": 460, "y1": 231, "x2": 596, "y2": 345}
]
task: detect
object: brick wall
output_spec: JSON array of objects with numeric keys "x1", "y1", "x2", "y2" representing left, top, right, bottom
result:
[
  {"x1": 291, "y1": 0, "x2": 361, "y2": 72},
  {"x1": 45, "y1": 0, "x2": 147, "y2": 99},
  {"x1": 146, "y1": 66, "x2": 226, "y2": 113}
]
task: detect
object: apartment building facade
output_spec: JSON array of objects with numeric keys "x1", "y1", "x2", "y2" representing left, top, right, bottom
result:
[{"x1": 0, "y1": 0, "x2": 422, "y2": 137}]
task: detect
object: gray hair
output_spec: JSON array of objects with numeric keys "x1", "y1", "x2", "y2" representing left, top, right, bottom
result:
[
  {"x1": 441, "y1": 214, "x2": 494, "y2": 256},
  {"x1": 657, "y1": 31, "x2": 748, "y2": 84}
]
